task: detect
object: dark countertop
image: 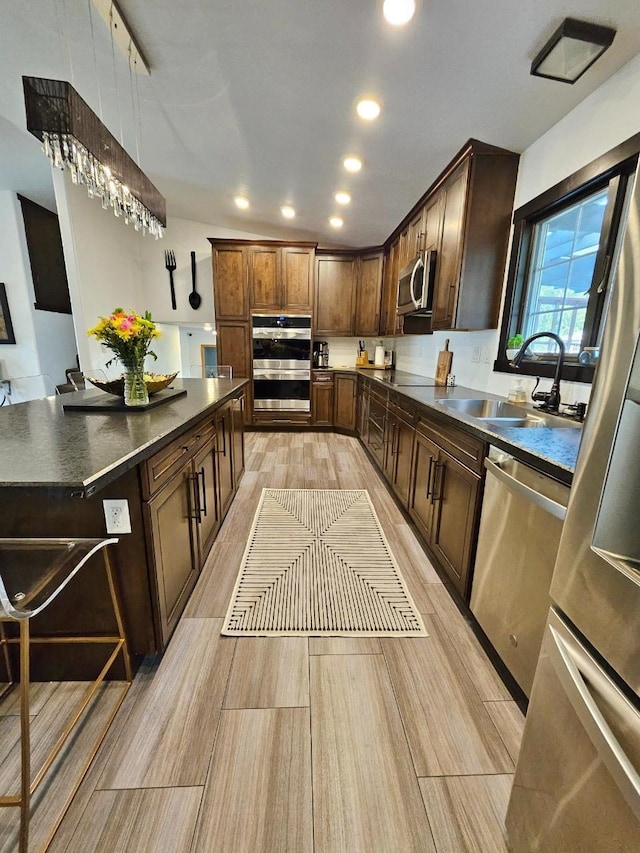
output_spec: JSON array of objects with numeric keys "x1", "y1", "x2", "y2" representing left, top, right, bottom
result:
[
  {"x1": 0, "y1": 378, "x2": 249, "y2": 497},
  {"x1": 343, "y1": 367, "x2": 583, "y2": 482}
]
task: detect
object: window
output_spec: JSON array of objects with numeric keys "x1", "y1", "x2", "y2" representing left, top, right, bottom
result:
[{"x1": 496, "y1": 134, "x2": 639, "y2": 382}]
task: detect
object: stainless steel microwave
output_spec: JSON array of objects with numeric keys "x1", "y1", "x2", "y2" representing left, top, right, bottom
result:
[{"x1": 397, "y1": 250, "x2": 436, "y2": 316}]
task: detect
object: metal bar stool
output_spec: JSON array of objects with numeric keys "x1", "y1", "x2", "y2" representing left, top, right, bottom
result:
[{"x1": 0, "y1": 538, "x2": 132, "y2": 852}]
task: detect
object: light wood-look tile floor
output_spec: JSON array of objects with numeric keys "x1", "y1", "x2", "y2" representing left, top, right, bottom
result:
[{"x1": 1, "y1": 432, "x2": 525, "y2": 852}]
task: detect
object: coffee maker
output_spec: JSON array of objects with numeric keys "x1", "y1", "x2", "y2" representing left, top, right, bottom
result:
[{"x1": 313, "y1": 341, "x2": 329, "y2": 368}]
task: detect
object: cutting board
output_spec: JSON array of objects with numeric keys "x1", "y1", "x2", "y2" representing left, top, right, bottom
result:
[{"x1": 435, "y1": 339, "x2": 453, "y2": 385}]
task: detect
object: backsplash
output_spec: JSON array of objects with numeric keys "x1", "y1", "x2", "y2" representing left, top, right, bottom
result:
[{"x1": 325, "y1": 331, "x2": 592, "y2": 406}]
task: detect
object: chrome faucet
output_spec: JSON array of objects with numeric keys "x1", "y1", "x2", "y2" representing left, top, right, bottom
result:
[{"x1": 509, "y1": 332, "x2": 566, "y2": 412}]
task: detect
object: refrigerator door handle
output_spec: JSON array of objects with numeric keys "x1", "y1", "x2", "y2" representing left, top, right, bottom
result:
[
  {"x1": 547, "y1": 620, "x2": 640, "y2": 821},
  {"x1": 484, "y1": 457, "x2": 567, "y2": 521}
]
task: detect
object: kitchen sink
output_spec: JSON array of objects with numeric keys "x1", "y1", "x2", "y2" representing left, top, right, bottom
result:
[{"x1": 436, "y1": 398, "x2": 581, "y2": 428}]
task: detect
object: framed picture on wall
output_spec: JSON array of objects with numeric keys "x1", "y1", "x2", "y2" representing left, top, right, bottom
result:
[{"x1": 0, "y1": 284, "x2": 16, "y2": 344}]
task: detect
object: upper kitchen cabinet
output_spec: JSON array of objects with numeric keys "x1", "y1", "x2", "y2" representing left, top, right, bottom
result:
[
  {"x1": 354, "y1": 251, "x2": 384, "y2": 337},
  {"x1": 315, "y1": 249, "x2": 384, "y2": 337},
  {"x1": 381, "y1": 239, "x2": 401, "y2": 336},
  {"x1": 211, "y1": 243, "x2": 248, "y2": 321},
  {"x1": 249, "y1": 244, "x2": 316, "y2": 312},
  {"x1": 385, "y1": 139, "x2": 519, "y2": 333},
  {"x1": 210, "y1": 239, "x2": 317, "y2": 320}
]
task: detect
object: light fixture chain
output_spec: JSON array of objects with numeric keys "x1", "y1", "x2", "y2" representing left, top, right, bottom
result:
[
  {"x1": 128, "y1": 47, "x2": 140, "y2": 166},
  {"x1": 87, "y1": 0, "x2": 103, "y2": 119},
  {"x1": 109, "y1": 1, "x2": 124, "y2": 146}
]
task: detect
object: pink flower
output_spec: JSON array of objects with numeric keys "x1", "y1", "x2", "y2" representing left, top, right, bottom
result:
[{"x1": 120, "y1": 318, "x2": 133, "y2": 331}]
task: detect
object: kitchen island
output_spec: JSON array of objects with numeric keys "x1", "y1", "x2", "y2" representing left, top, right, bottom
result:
[{"x1": 0, "y1": 378, "x2": 248, "y2": 676}]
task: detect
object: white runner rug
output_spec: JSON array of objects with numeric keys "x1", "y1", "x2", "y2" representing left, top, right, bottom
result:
[{"x1": 222, "y1": 489, "x2": 427, "y2": 636}]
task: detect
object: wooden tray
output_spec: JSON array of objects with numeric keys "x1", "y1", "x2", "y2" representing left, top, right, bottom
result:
[{"x1": 63, "y1": 388, "x2": 187, "y2": 413}]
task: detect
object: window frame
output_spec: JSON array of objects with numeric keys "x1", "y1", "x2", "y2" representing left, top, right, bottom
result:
[{"x1": 495, "y1": 133, "x2": 640, "y2": 383}]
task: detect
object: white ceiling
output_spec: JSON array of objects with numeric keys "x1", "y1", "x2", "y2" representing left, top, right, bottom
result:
[{"x1": 2, "y1": 1, "x2": 640, "y2": 247}]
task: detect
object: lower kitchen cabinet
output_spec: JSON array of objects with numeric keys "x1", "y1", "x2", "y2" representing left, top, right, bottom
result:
[
  {"x1": 383, "y1": 407, "x2": 416, "y2": 507},
  {"x1": 215, "y1": 402, "x2": 235, "y2": 519},
  {"x1": 145, "y1": 461, "x2": 203, "y2": 647},
  {"x1": 231, "y1": 390, "x2": 246, "y2": 485},
  {"x1": 366, "y1": 390, "x2": 387, "y2": 466},
  {"x1": 312, "y1": 371, "x2": 334, "y2": 426},
  {"x1": 410, "y1": 423, "x2": 483, "y2": 599},
  {"x1": 334, "y1": 373, "x2": 357, "y2": 431},
  {"x1": 194, "y1": 434, "x2": 221, "y2": 562}
]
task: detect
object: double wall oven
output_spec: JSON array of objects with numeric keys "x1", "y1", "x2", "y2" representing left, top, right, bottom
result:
[{"x1": 252, "y1": 314, "x2": 311, "y2": 412}]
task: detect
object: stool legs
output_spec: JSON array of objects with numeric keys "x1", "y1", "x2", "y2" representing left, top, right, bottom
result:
[{"x1": 19, "y1": 619, "x2": 30, "y2": 853}]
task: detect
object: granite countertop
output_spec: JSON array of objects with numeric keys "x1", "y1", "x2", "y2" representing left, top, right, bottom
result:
[
  {"x1": 0, "y1": 378, "x2": 248, "y2": 496},
  {"x1": 349, "y1": 367, "x2": 582, "y2": 482}
]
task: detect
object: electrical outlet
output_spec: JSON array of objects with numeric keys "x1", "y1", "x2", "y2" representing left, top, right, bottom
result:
[
  {"x1": 103, "y1": 499, "x2": 132, "y2": 534},
  {"x1": 471, "y1": 347, "x2": 481, "y2": 364}
]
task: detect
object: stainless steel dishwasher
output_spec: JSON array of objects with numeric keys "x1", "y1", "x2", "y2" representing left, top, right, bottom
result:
[{"x1": 470, "y1": 447, "x2": 570, "y2": 698}]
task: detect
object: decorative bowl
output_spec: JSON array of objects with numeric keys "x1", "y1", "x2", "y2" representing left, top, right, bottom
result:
[{"x1": 86, "y1": 372, "x2": 179, "y2": 397}]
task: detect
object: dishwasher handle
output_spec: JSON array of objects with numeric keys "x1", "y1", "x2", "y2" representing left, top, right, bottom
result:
[{"x1": 484, "y1": 457, "x2": 567, "y2": 521}]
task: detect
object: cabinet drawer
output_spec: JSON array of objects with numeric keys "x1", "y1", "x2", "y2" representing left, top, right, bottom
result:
[
  {"x1": 388, "y1": 393, "x2": 417, "y2": 424},
  {"x1": 312, "y1": 371, "x2": 334, "y2": 383},
  {"x1": 416, "y1": 412, "x2": 486, "y2": 474},
  {"x1": 143, "y1": 418, "x2": 215, "y2": 498},
  {"x1": 369, "y1": 385, "x2": 388, "y2": 407}
]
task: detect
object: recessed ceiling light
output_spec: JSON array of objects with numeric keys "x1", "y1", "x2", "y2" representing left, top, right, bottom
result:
[
  {"x1": 280, "y1": 205, "x2": 296, "y2": 219},
  {"x1": 329, "y1": 216, "x2": 344, "y2": 228},
  {"x1": 383, "y1": 0, "x2": 416, "y2": 26},
  {"x1": 335, "y1": 191, "x2": 351, "y2": 205},
  {"x1": 234, "y1": 196, "x2": 249, "y2": 209},
  {"x1": 356, "y1": 98, "x2": 381, "y2": 121},
  {"x1": 343, "y1": 156, "x2": 362, "y2": 173}
]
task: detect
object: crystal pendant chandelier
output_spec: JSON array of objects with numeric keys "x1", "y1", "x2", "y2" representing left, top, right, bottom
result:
[{"x1": 23, "y1": 76, "x2": 166, "y2": 239}]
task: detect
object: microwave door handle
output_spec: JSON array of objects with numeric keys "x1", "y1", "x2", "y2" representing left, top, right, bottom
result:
[{"x1": 410, "y1": 257, "x2": 424, "y2": 309}]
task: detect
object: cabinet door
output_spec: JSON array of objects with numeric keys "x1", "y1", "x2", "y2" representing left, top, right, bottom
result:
[
  {"x1": 423, "y1": 194, "x2": 443, "y2": 252},
  {"x1": 216, "y1": 322, "x2": 250, "y2": 378},
  {"x1": 410, "y1": 431, "x2": 439, "y2": 542},
  {"x1": 432, "y1": 163, "x2": 469, "y2": 330},
  {"x1": 355, "y1": 252, "x2": 383, "y2": 337},
  {"x1": 193, "y1": 435, "x2": 221, "y2": 563},
  {"x1": 315, "y1": 255, "x2": 357, "y2": 336},
  {"x1": 312, "y1": 381, "x2": 334, "y2": 426},
  {"x1": 380, "y1": 243, "x2": 397, "y2": 336},
  {"x1": 382, "y1": 413, "x2": 396, "y2": 483},
  {"x1": 282, "y1": 246, "x2": 314, "y2": 312},
  {"x1": 357, "y1": 381, "x2": 369, "y2": 438},
  {"x1": 213, "y1": 245, "x2": 248, "y2": 321},
  {"x1": 249, "y1": 246, "x2": 280, "y2": 310},
  {"x1": 333, "y1": 374, "x2": 357, "y2": 431},
  {"x1": 231, "y1": 391, "x2": 245, "y2": 487},
  {"x1": 146, "y1": 468, "x2": 198, "y2": 647},
  {"x1": 407, "y1": 207, "x2": 425, "y2": 260},
  {"x1": 430, "y1": 448, "x2": 481, "y2": 599},
  {"x1": 366, "y1": 395, "x2": 386, "y2": 467},
  {"x1": 392, "y1": 416, "x2": 415, "y2": 507},
  {"x1": 215, "y1": 404, "x2": 234, "y2": 520}
]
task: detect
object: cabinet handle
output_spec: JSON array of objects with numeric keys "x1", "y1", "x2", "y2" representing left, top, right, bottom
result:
[
  {"x1": 426, "y1": 456, "x2": 434, "y2": 499},
  {"x1": 191, "y1": 472, "x2": 202, "y2": 523},
  {"x1": 391, "y1": 423, "x2": 399, "y2": 455},
  {"x1": 198, "y1": 467, "x2": 207, "y2": 517},
  {"x1": 431, "y1": 461, "x2": 445, "y2": 504}
]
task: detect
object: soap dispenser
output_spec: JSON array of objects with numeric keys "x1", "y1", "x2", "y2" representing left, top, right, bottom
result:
[{"x1": 508, "y1": 378, "x2": 527, "y2": 404}]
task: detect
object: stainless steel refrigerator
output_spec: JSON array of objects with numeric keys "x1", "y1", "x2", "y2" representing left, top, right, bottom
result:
[{"x1": 506, "y1": 163, "x2": 640, "y2": 848}]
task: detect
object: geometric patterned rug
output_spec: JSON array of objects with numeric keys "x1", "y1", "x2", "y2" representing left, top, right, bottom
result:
[{"x1": 221, "y1": 489, "x2": 427, "y2": 636}]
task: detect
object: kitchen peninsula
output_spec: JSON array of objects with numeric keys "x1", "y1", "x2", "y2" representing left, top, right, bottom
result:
[{"x1": 0, "y1": 378, "x2": 248, "y2": 676}]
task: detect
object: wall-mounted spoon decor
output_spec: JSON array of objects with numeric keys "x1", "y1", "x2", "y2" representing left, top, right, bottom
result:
[{"x1": 189, "y1": 251, "x2": 201, "y2": 309}]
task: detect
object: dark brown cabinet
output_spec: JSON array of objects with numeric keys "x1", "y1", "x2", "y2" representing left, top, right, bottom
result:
[
  {"x1": 383, "y1": 398, "x2": 416, "y2": 507},
  {"x1": 315, "y1": 250, "x2": 384, "y2": 337},
  {"x1": 215, "y1": 403, "x2": 234, "y2": 520},
  {"x1": 312, "y1": 371, "x2": 334, "y2": 426},
  {"x1": 315, "y1": 254, "x2": 357, "y2": 336},
  {"x1": 249, "y1": 244, "x2": 315, "y2": 312},
  {"x1": 212, "y1": 244, "x2": 248, "y2": 321},
  {"x1": 409, "y1": 416, "x2": 485, "y2": 599},
  {"x1": 216, "y1": 321, "x2": 251, "y2": 383},
  {"x1": 143, "y1": 397, "x2": 245, "y2": 647},
  {"x1": 431, "y1": 162, "x2": 468, "y2": 330},
  {"x1": 381, "y1": 239, "x2": 401, "y2": 337},
  {"x1": 334, "y1": 373, "x2": 357, "y2": 431}
]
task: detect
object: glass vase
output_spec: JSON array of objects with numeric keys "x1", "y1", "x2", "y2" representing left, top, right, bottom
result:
[{"x1": 122, "y1": 358, "x2": 149, "y2": 407}]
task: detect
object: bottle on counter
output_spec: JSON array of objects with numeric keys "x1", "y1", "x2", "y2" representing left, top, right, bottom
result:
[{"x1": 507, "y1": 378, "x2": 527, "y2": 404}]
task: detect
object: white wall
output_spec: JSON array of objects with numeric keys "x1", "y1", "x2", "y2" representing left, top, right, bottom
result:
[
  {"x1": 53, "y1": 169, "x2": 146, "y2": 375},
  {"x1": 0, "y1": 191, "x2": 76, "y2": 396},
  {"x1": 387, "y1": 51, "x2": 640, "y2": 405}
]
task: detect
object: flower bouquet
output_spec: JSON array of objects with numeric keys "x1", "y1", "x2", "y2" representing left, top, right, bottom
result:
[{"x1": 87, "y1": 308, "x2": 161, "y2": 407}]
